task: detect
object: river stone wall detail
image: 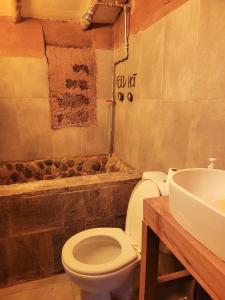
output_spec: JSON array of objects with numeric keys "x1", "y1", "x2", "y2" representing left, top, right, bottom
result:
[{"x1": 0, "y1": 154, "x2": 129, "y2": 185}]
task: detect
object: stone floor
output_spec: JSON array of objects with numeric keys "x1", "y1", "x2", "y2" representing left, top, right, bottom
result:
[
  {"x1": 0, "y1": 273, "x2": 138, "y2": 300},
  {"x1": 0, "y1": 273, "x2": 192, "y2": 300}
]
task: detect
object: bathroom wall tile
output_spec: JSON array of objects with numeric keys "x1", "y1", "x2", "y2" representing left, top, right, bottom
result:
[
  {"x1": 0, "y1": 199, "x2": 10, "y2": 239},
  {"x1": 109, "y1": 183, "x2": 135, "y2": 217},
  {"x1": 0, "y1": 57, "x2": 49, "y2": 98},
  {"x1": 114, "y1": 99, "x2": 126, "y2": 162},
  {"x1": 124, "y1": 34, "x2": 142, "y2": 100},
  {"x1": 63, "y1": 191, "x2": 90, "y2": 226},
  {"x1": 192, "y1": 0, "x2": 225, "y2": 100},
  {"x1": 48, "y1": 223, "x2": 84, "y2": 274},
  {"x1": 185, "y1": 100, "x2": 225, "y2": 169},
  {"x1": 81, "y1": 100, "x2": 109, "y2": 155},
  {"x1": 0, "y1": 98, "x2": 22, "y2": 161},
  {"x1": 114, "y1": 44, "x2": 127, "y2": 99},
  {"x1": 0, "y1": 239, "x2": 11, "y2": 287},
  {"x1": 150, "y1": 101, "x2": 192, "y2": 172},
  {"x1": 16, "y1": 98, "x2": 53, "y2": 161},
  {"x1": 63, "y1": 188, "x2": 110, "y2": 228},
  {"x1": 9, "y1": 233, "x2": 52, "y2": 282},
  {"x1": 64, "y1": 223, "x2": 85, "y2": 240},
  {"x1": 139, "y1": 17, "x2": 165, "y2": 99},
  {"x1": 51, "y1": 127, "x2": 82, "y2": 158},
  {"x1": 88, "y1": 188, "x2": 109, "y2": 218},
  {"x1": 95, "y1": 49, "x2": 113, "y2": 99},
  {"x1": 10, "y1": 194, "x2": 63, "y2": 235},
  {"x1": 48, "y1": 228, "x2": 66, "y2": 274},
  {"x1": 114, "y1": 98, "x2": 142, "y2": 169},
  {"x1": 85, "y1": 217, "x2": 115, "y2": 230},
  {"x1": 114, "y1": 215, "x2": 126, "y2": 230},
  {"x1": 137, "y1": 100, "x2": 161, "y2": 171},
  {"x1": 162, "y1": 0, "x2": 200, "y2": 101}
]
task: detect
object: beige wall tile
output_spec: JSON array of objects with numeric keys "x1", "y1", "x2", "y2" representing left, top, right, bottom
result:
[
  {"x1": 122, "y1": 99, "x2": 141, "y2": 168},
  {"x1": 125, "y1": 34, "x2": 141, "y2": 100},
  {"x1": 0, "y1": 57, "x2": 49, "y2": 98},
  {"x1": 16, "y1": 98, "x2": 53, "y2": 160},
  {"x1": 52, "y1": 127, "x2": 82, "y2": 158},
  {"x1": 185, "y1": 100, "x2": 225, "y2": 169},
  {"x1": 0, "y1": 98, "x2": 22, "y2": 161},
  {"x1": 114, "y1": 99, "x2": 126, "y2": 161},
  {"x1": 114, "y1": 0, "x2": 225, "y2": 174},
  {"x1": 114, "y1": 98, "x2": 141, "y2": 168},
  {"x1": 137, "y1": 100, "x2": 161, "y2": 171},
  {"x1": 150, "y1": 101, "x2": 192, "y2": 172},
  {"x1": 192, "y1": 0, "x2": 225, "y2": 100},
  {"x1": 162, "y1": 0, "x2": 200, "y2": 101},
  {"x1": 139, "y1": 18, "x2": 165, "y2": 99},
  {"x1": 95, "y1": 49, "x2": 113, "y2": 99},
  {"x1": 81, "y1": 99, "x2": 110, "y2": 155}
]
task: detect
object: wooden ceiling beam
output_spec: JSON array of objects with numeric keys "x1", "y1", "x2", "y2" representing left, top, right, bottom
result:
[{"x1": 11, "y1": 0, "x2": 22, "y2": 23}]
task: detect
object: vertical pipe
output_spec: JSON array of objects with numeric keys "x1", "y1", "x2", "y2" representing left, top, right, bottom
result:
[
  {"x1": 109, "y1": 6, "x2": 129, "y2": 154},
  {"x1": 11, "y1": 0, "x2": 22, "y2": 23}
]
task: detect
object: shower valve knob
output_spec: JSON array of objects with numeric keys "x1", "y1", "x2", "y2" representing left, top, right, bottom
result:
[
  {"x1": 118, "y1": 92, "x2": 124, "y2": 101},
  {"x1": 127, "y1": 92, "x2": 133, "y2": 102}
]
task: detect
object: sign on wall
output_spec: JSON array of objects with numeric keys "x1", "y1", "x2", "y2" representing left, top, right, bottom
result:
[{"x1": 46, "y1": 46, "x2": 96, "y2": 129}]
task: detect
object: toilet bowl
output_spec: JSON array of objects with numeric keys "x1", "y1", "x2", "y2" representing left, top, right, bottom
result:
[{"x1": 62, "y1": 172, "x2": 168, "y2": 300}]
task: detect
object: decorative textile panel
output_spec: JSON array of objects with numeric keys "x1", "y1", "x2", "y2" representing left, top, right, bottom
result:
[{"x1": 46, "y1": 46, "x2": 97, "y2": 128}]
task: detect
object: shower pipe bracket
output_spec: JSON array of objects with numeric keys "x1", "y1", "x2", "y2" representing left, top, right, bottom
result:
[{"x1": 109, "y1": 4, "x2": 130, "y2": 153}]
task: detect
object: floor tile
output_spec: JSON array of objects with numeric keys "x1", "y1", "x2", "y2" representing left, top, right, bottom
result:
[{"x1": 0, "y1": 274, "x2": 73, "y2": 300}]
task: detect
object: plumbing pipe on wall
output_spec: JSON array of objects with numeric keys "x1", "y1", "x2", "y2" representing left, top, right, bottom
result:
[
  {"x1": 109, "y1": 4, "x2": 130, "y2": 153},
  {"x1": 11, "y1": 0, "x2": 22, "y2": 23}
]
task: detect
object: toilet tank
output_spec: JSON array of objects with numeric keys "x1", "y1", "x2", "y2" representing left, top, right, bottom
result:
[{"x1": 125, "y1": 172, "x2": 167, "y2": 253}]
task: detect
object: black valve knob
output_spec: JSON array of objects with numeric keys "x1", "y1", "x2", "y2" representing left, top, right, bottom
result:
[{"x1": 127, "y1": 92, "x2": 133, "y2": 102}]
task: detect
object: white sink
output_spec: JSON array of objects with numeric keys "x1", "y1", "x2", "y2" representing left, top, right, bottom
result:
[{"x1": 169, "y1": 168, "x2": 225, "y2": 261}]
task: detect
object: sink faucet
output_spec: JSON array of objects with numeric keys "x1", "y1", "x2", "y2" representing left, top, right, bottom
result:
[{"x1": 208, "y1": 157, "x2": 217, "y2": 169}]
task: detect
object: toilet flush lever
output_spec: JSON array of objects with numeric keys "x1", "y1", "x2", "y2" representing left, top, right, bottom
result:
[{"x1": 208, "y1": 158, "x2": 218, "y2": 169}]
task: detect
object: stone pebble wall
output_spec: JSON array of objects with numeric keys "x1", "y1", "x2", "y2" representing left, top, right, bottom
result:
[
  {"x1": 0, "y1": 154, "x2": 128, "y2": 185},
  {"x1": 0, "y1": 175, "x2": 140, "y2": 287}
]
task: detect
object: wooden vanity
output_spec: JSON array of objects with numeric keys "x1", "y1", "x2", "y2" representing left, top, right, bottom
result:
[{"x1": 139, "y1": 197, "x2": 225, "y2": 300}]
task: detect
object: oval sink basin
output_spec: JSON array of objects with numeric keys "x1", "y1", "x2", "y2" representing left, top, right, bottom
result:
[{"x1": 169, "y1": 168, "x2": 225, "y2": 261}]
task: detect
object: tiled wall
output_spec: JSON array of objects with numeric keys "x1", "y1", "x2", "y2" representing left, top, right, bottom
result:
[
  {"x1": 114, "y1": 0, "x2": 225, "y2": 172},
  {"x1": 0, "y1": 174, "x2": 140, "y2": 287},
  {"x1": 0, "y1": 18, "x2": 113, "y2": 162}
]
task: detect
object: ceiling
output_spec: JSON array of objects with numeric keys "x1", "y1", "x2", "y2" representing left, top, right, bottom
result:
[{"x1": 0, "y1": 0, "x2": 91, "y2": 22}]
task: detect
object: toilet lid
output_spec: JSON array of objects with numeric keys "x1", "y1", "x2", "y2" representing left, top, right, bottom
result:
[
  {"x1": 62, "y1": 228, "x2": 138, "y2": 276},
  {"x1": 125, "y1": 179, "x2": 160, "y2": 253}
]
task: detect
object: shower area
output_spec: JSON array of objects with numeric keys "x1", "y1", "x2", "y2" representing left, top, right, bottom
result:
[{"x1": 0, "y1": 0, "x2": 141, "y2": 287}]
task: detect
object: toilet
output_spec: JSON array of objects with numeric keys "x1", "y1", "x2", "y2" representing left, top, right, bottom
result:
[{"x1": 62, "y1": 172, "x2": 168, "y2": 300}]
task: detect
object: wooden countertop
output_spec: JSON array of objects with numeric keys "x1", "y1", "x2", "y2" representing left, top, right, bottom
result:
[{"x1": 143, "y1": 196, "x2": 225, "y2": 300}]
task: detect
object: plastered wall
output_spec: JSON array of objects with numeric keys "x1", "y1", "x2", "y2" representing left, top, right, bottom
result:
[
  {"x1": 114, "y1": 0, "x2": 225, "y2": 172},
  {"x1": 0, "y1": 18, "x2": 113, "y2": 161},
  {"x1": 0, "y1": 0, "x2": 90, "y2": 22}
]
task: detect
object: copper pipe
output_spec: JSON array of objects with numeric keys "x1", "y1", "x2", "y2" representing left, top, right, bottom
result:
[{"x1": 11, "y1": 0, "x2": 22, "y2": 23}]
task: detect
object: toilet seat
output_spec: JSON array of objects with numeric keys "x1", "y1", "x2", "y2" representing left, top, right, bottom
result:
[{"x1": 62, "y1": 228, "x2": 138, "y2": 276}]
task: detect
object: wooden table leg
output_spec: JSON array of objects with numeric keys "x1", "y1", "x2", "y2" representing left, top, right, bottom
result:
[{"x1": 139, "y1": 221, "x2": 160, "y2": 300}]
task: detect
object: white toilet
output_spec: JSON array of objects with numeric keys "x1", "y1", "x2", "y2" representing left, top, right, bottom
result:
[{"x1": 62, "y1": 172, "x2": 168, "y2": 300}]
